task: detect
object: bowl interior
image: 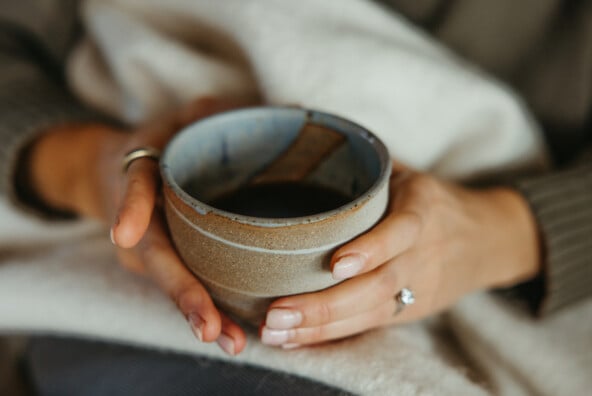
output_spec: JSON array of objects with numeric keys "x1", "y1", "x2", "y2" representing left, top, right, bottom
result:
[{"x1": 162, "y1": 107, "x2": 389, "y2": 219}]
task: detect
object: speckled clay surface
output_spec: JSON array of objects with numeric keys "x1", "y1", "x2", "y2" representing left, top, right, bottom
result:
[{"x1": 161, "y1": 107, "x2": 390, "y2": 324}]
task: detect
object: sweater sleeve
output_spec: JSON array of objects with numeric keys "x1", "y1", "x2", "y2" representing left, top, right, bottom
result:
[
  {"x1": 513, "y1": 146, "x2": 592, "y2": 315},
  {"x1": 0, "y1": 0, "x2": 110, "y2": 217}
]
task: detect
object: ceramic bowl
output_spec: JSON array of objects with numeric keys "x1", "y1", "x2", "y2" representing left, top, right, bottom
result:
[{"x1": 161, "y1": 107, "x2": 390, "y2": 324}]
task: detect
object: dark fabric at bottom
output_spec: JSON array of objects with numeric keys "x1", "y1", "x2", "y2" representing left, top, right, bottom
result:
[{"x1": 24, "y1": 337, "x2": 354, "y2": 396}]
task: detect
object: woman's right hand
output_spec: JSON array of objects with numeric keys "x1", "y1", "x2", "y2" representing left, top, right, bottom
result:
[
  {"x1": 28, "y1": 98, "x2": 249, "y2": 355},
  {"x1": 261, "y1": 163, "x2": 540, "y2": 348}
]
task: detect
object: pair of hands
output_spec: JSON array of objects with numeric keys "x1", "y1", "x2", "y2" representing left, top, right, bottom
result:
[{"x1": 29, "y1": 98, "x2": 540, "y2": 355}]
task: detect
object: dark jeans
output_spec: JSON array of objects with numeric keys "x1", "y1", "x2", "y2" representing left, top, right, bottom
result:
[{"x1": 24, "y1": 337, "x2": 353, "y2": 396}]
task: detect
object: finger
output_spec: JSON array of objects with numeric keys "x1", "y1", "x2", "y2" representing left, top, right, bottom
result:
[
  {"x1": 177, "y1": 97, "x2": 256, "y2": 127},
  {"x1": 115, "y1": 247, "x2": 146, "y2": 275},
  {"x1": 389, "y1": 167, "x2": 414, "y2": 191},
  {"x1": 261, "y1": 302, "x2": 394, "y2": 347},
  {"x1": 139, "y1": 213, "x2": 223, "y2": 342},
  {"x1": 390, "y1": 158, "x2": 412, "y2": 173},
  {"x1": 129, "y1": 97, "x2": 251, "y2": 153},
  {"x1": 216, "y1": 313, "x2": 247, "y2": 356},
  {"x1": 265, "y1": 288, "x2": 427, "y2": 347},
  {"x1": 265, "y1": 252, "x2": 415, "y2": 330},
  {"x1": 330, "y1": 211, "x2": 422, "y2": 280},
  {"x1": 111, "y1": 159, "x2": 159, "y2": 248},
  {"x1": 177, "y1": 97, "x2": 234, "y2": 126}
]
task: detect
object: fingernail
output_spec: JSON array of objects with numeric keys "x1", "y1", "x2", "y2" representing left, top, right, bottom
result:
[
  {"x1": 217, "y1": 333, "x2": 236, "y2": 355},
  {"x1": 109, "y1": 227, "x2": 116, "y2": 245},
  {"x1": 266, "y1": 309, "x2": 302, "y2": 329},
  {"x1": 281, "y1": 343, "x2": 301, "y2": 350},
  {"x1": 187, "y1": 313, "x2": 204, "y2": 342},
  {"x1": 261, "y1": 327, "x2": 292, "y2": 345},
  {"x1": 332, "y1": 254, "x2": 365, "y2": 280}
]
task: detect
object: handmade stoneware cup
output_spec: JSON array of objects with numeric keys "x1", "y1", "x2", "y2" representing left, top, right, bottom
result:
[{"x1": 161, "y1": 107, "x2": 391, "y2": 324}]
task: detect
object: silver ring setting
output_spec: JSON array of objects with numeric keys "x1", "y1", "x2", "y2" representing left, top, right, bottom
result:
[
  {"x1": 394, "y1": 287, "x2": 415, "y2": 316},
  {"x1": 122, "y1": 147, "x2": 161, "y2": 173}
]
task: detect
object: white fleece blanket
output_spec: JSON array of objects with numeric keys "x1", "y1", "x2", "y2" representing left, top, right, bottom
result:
[
  {"x1": 2, "y1": 0, "x2": 591, "y2": 394},
  {"x1": 1, "y1": 204, "x2": 590, "y2": 395}
]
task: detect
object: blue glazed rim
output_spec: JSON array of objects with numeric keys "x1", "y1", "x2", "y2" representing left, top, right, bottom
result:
[{"x1": 161, "y1": 106, "x2": 391, "y2": 227}]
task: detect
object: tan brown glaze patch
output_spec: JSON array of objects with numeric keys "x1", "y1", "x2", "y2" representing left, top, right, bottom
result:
[{"x1": 249, "y1": 123, "x2": 346, "y2": 185}]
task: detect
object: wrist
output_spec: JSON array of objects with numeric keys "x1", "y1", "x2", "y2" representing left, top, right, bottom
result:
[{"x1": 478, "y1": 187, "x2": 542, "y2": 289}]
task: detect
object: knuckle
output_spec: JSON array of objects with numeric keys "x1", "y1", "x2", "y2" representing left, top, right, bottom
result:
[
  {"x1": 375, "y1": 265, "x2": 398, "y2": 301},
  {"x1": 307, "y1": 325, "x2": 327, "y2": 342},
  {"x1": 188, "y1": 97, "x2": 220, "y2": 117},
  {"x1": 116, "y1": 251, "x2": 132, "y2": 269},
  {"x1": 118, "y1": 257, "x2": 136, "y2": 272},
  {"x1": 195, "y1": 96, "x2": 219, "y2": 108},
  {"x1": 426, "y1": 241, "x2": 448, "y2": 263},
  {"x1": 313, "y1": 300, "x2": 333, "y2": 325},
  {"x1": 409, "y1": 174, "x2": 441, "y2": 199},
  {"x1": 175, "y1": 284, "x2": 198, "y2": 312},
  {"x1": 139, "y1": 239, "x2": 167, "y2": 263},
  {"x1": 412, "y1": 173, "x2": 436, "y2": 190},
  {"x1": 401, "y1": 212, "x2": 423, "y2": 240},
  {"x1": 126, "y1": 176, "x2": 145, "y2": 195},
  {"x1": 116, "y1": 249, "x2": 146, "y2": 275},
  {"x1": 376, "y1": 304, "x2": 394, "y2": 325}
]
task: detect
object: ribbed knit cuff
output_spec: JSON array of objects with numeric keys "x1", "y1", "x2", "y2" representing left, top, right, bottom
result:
[
  {"x1": 0, "y1": 73, "x2": 113, "y2": 219},
  {"x1": 514, "y1": 150, "x2": 592, "y2": 315}
]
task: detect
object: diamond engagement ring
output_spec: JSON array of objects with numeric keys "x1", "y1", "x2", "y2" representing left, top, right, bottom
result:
[
  {"x1": 122, "y1": 147, "x2": 161, "y2": 173},
  {"x1": 394, "y1": 287, "x2": 415, "y2": 316}
]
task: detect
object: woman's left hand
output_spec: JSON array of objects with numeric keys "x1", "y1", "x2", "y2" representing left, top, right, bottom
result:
[
  {"x1": 260, "y1": 163, "x2": 541, "y2": 348},
  {"x1": 29, "y1": 97, "x2": 251, "y2": 355}
]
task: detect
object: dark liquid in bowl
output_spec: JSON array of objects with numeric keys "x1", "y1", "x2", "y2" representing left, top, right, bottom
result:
[{"x1": 208, "y1": 182, "x2": 352, "y2": 218}]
